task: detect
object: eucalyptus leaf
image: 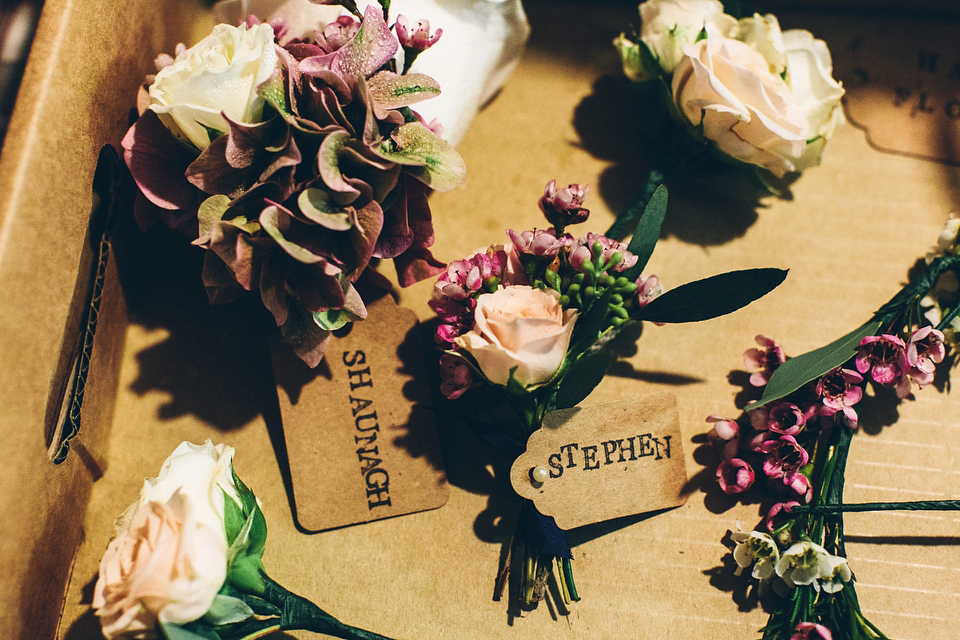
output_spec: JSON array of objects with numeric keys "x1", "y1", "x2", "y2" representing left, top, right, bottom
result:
[
  {"x1": 745, "y1": 319, "x2": 882, "y2": 411},
  {"x1": 636, "y1": 268, "x2": 787, "y2": 323},
  {"x1": 624, "y1": 183, "x2": 668, "y2": 281},
  {"x1": 554, "y1": 349, "x2": 614, "y2": 410}
]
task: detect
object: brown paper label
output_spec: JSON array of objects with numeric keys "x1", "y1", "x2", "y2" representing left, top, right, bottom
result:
[
  {"x1": 841, "y1": 21, "x2": 960, "y2": 165},
  {"x1": 509, "y1": 393, "x2": 687, "y2": 530},
  {"x1": 271, "y1": 296, "x2": 448, "y2": 531}
]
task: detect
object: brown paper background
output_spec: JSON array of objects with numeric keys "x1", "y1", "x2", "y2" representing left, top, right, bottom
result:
[{"x1": 45, "y1": 4, "x2": 960, "y2": 639}]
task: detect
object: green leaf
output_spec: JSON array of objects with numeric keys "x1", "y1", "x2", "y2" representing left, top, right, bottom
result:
[
  {"x1": 227, "y1": 554, "x2": 267, "y2": 597},
  {"x1": 222, "y1": 490, "x2": 245, "y2": 549},
  {"x1": 554, "y1": 349, "x2": 614, "y2": 410},
  {"x1": 160, "y1": 622, "x2": 220, "y2": 640},
  {"x1": 375, "y1": 122, "x2": 466, "y2": 192},
  {"x1": 624, "y1": 183, "x2": 668, "y2": 281},
  {"x1": 636, "y1": 268, "x2": 787, "y2": 323},
  {"x1": 203, "y1": 594, "x2": 255, "y2": 626},
  {"x1": 505, "y1": 367, "x2": 527, "y2": 396},
  {"x1": 745, "y1": 319, "x2": 882, "y2": 411}
]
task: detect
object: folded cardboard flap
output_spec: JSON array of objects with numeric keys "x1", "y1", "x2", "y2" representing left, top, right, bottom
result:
[{"x1": 0, "y1": 1, "x2": 205, "y2": 638}]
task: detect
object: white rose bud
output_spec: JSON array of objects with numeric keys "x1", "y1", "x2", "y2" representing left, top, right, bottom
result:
[
  {"x1": 149, "y1": 23, "x2": 279, "y2": 150},
  {"x1": 636, "y1": 0, "x2": 738, "y2": 77}
]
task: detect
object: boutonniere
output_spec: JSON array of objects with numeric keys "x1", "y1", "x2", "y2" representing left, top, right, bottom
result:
[
  {"x1": 706, "y1": 215, "x2": 960, "y2": 639},
  {"x1": 94, "y1": 441, "x2": 390, "y2": 639},
  {"x1": 431, "y1": 180, "x2": 786, "y2": 607},
  {"x1": 610, "y1": 0, "x2": 845, "y2": 238}
]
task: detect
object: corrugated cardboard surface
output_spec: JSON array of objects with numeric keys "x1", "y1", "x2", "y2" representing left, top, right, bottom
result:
[
  {"x1": 0, "y1": 1, "x2": 206, "y2": 638},
  {"x1": 33, "y1": 3, "x2": 960, "y2": 639}
]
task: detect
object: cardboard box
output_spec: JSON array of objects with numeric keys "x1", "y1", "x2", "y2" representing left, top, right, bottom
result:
[
  {"x1": 2, "y1": 1, "x2": 959, "y2": 639},
  {"x1": 0, "y1": 2, "x2": 206, "y2": 638}
]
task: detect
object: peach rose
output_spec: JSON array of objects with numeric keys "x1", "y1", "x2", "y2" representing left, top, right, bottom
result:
[
  {"x1": 93, "y1": 441, "x2": 245, "y2": 637},
  {"x1": 455, "y1": 285, "x2": 577, "y2": 387},
  {"x1": 93, "y1": 492, "x2": 228, "y2": 637},
  {"x1": 671, "y1": 16, "x2": 844, "y2": 177},
  {"x1": 672, "y1": 37, "x2": 808, "y2": 177}
]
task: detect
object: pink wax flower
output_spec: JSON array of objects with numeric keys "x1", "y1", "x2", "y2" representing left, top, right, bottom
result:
[
  {"x1": 743, "y1": 335, "x2": 786, "y2": 387},
  {"x1": 507, "y1": 228, "x2": 568, "y2": 257},
  {"x1": 438, "y1": 353, "x2": 475, "y2": 400},
  {"x1": 816, "y1": 368, "x2": 863, "y2": 428},
  {"x1": 539, "y1": 180, "x2": 590, "y2": 230},
  {"x1": 435, "y1": 249, "x2": 508, "y2": 300},
  {"x1": 747, "y1": 429, "x2": 772, "y2": 453},
  {"x1": 906, "y1": 326, "x2": 946, "y2": 388},
  {"x1": 569, "y1": 233, "x2": 638, "y2": 272},
  {"x1": 791, "y1": 622, "x2": 833, "y2": 640},
  {"x1": 855, "y1": 334, "x2": 908, "y2": 390},
  {"x1": 717, "y1": 458, "x2": 755, "y2": 494},
  {"x1": 749, "y1": 402, "x2": 805, "y2": 436},
  {"x1": 394, "y1": 15, "x2": 442, "y2": 52},
  {"x1": 706, "y1": 415, "x2": 740, "y2": 459},
  {"x1": 635, "y1": 274, "x2": 663, "y2": 308},
  {"x1": 765, "y1": 500, "x2": 800, "y2": 531},
  {"x1": 759, "y1": 435, "x2": 809, "y2": 480},
  {"x1": 316, "y1": 15, "x2": 361, "y2": 53},
  {"x1": 785, "y1": 472, "x2": 813, "y2": 502}
]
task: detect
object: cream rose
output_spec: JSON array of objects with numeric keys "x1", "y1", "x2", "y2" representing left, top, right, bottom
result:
[
  {"x1": 93, "y1": 441, "x2": 243, "y2": 636},
  {"x1": 149, "y1": 22, "x2": 278, "y2": 150},
  {"x1": 455, "y1": 286, "x2": 577, "y2": 387},
  {"x1": 671, "y1": 15, "x2": 844, "y2": 177},
  {"x1": 134, "y1": 440, "x2": 242, "y2": 534},
  {"x1": 93, "y1": 493, "x2": 228, "y2": 637}
]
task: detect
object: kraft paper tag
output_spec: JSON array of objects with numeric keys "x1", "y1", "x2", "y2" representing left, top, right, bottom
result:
[
  {"x1": 271, "y1": 296, "x2": 448, "y2": 531},
  {"x1": 841, "y1": 20, "x2": 960, "y2": 165},
  {"x1": 509, "y1": 393, "x2": 687, "y2": 530}
]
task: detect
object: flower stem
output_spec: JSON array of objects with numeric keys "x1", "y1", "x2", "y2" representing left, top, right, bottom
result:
[
  {"x1": 262, "y1": 576, "x2": 392, "y2": 639},
  {"x1": 791, "y1": 499, "x2": 960, "y2": 514},
  {"x1": 561, "y1": 557, "x2": 580, "y2": 602}
]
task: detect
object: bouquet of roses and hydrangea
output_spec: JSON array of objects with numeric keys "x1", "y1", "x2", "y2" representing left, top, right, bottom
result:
[
  {"x1": 431, "y1": 181, "x2": 787, "y2": 607},
  {"x1": 94, "y1": 441, "x2": 389, "y2": 639},
  {"x1": 123, "y1": 0, "x2": 465, "y2": 366},
  {"x1": 706, "y1": 215, "x2": 960, "y2": 640},
  {"x1": 609, "y1": 0, "x2": 845, "y2": 238}
]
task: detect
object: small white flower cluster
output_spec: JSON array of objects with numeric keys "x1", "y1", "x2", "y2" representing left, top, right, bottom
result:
[{"x1": 732, "y1": 530, "x2": 852, "y2": 594}]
